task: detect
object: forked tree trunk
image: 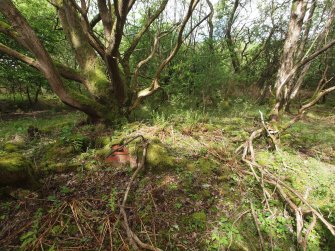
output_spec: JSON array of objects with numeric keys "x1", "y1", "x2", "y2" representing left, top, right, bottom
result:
[
  {"x1": 271, "y1": 0, "x2": 335, "y2": 122},
  {"x1": 286, "y1": 1, "x2": 335, "y2": 105},
  {"x1": 271, "y1": 0, "x2": 308, "y2": 121},
  {"x1": 0, "y1": 0, "x2": 203, "y2": 124}
]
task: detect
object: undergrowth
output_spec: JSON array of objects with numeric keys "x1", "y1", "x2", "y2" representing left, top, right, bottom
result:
[{"x1": 0, "y1": 98, "x2": 334, "y2": 250}]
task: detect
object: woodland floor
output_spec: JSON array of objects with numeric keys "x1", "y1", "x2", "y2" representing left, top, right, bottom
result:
[{"x1": 0, "y1": 96, "x2": 335, "y2": 250}]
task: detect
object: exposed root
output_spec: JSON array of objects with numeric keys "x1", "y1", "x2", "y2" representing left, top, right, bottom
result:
[
  {"x1": 238, "y1": 128, "x2": 335, "y2": 249},
  {"x1": 231, "y1": 104, "x2": 335, "y2": 248},
  {"x1": 114, "y1": 136, "x2": 163, "y2": 251}
]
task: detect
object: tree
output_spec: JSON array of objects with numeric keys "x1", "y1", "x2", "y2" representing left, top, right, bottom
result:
[
  {"x1": 0, "y1": 0, "x2": 208, "y2": 123},
  {"x1": 270, "y1": 0, "x2": 335, "y2": 121}
]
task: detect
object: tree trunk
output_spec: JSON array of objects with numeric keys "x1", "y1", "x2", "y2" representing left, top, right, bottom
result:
[
  {"x1": 226, "y1": 0, "x2": 240, "y2": 73},
  {"x1": 271, "y1": 0, "x2": 308, "y2": 121},
  {"x1": 0, "y1": 0, "x2": 202, "y2": 124}
]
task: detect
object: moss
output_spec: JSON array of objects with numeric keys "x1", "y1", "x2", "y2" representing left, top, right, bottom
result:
[
  {"x1": 3, "y1": 136, "x2": 25, "y2": 152},
  {"x1": 256, "y1": 150, "x2": 335, "y2": 210},
  {"x1": 191, "y1": 211, "x2": 207, "y2": 230},
  {"x1": 146, "y1": 143, "x2": 174, "y2": 171},
  {"x1": 42, "y1": 162, "x2": 80, "y2": 173},
  {"x1": 4, "y1": 142, "x2": 20, "y2": 152},
  {"x1": 127, "y1": 139, "x2": 175, "y2": 173},
  {"x1": 0, "y1": 153, "x2": 32, "y2": 186},
  {"x1": 86, "y1": 67, "x2": 110, "y2": 97},
  {"x1": 43, "y1": 121, "x2": 72, "y2": 134},
  {"x1": 43, "y1": 143, "x2": 74, "y2": 161},
  {"x1": 95, "y1": 136, "x2": 112, "y2": 148},
  {"x1": 256, "y1": 151, "x2": 273, "y2": 166},
  {"x1": 95, "y1": 144, "x2": 112, "y2": 158},
  {"x1": 196, "y1": 158, "x2": 216, "y2": 175},
  {"x1": 39, "y1": 142, "x2": 79, "y2": 173},
  {"x1": 192, "y1": 211, "x2": 206, "y2": 222}
]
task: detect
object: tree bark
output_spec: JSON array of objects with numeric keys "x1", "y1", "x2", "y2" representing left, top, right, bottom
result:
[
  {"x1": 0, "y1": 0, "x2": 105, "y2": 120},
  {"x1": 0, "y1": 0, "x2": 203, "y2": 123},
  {"x1": 271, "y1": 0, "x2": 308, "y2": 121},
  {"x1": 226, "y1": 0, "x2": 240, "y2": 73}
]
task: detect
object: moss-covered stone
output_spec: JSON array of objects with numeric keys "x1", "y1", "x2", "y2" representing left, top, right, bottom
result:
[
  {"x1": 129, "y1": 140, "x2": 175, "y2": 173},
  {"x1": 0, "y1": 153, "x2": 32, "y2": 186},
  {"x1": 146, "y1": 142, "x2": 174, "y2": 170},
  {"x1": 39, "y1": 142, "x2": 79, "y2": 173},
  {"x1": 95, "y1": 143, "x2": 113, "y2": 158}
]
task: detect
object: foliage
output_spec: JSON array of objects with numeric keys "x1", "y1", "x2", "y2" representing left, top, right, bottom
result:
[
  {"x1": 19, "y1": 208, "x2": 43, "y2": 249},
  {"x1": 1, "y1": 0, "x2": 335, "y2": 250}
]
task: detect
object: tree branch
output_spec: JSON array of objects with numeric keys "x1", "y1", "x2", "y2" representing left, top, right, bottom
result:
[
  {"x1": 97, "y1": 0, "x2": 113, "y2": 40},
  {"x1": 106, "y1": 0, "x2": 130, "y2": 55},
  {"x1": 0, "y1": 42, "x2": 88, "y2": 86},
  {"x1": 66, "y1": 0, "x2": 105, "y2": 57},
  {"x1": 0, "y1": 20, "x2": 18, "y2": 38},
  {"x1": 276, "y1": 38, "x2": 335, "y2": 97},
  {"x1": 0, "y1": 0, "x2": 102, "y2": 118},
  {"x1": 90, "y1": 13, "x2": 101, "y2": 28},
  {"x1": 130, "y1": 0, "x2": 201, "y2": 110},
  {"x1": 123, "y1": 0, "x2": 168, "y2": 62}
]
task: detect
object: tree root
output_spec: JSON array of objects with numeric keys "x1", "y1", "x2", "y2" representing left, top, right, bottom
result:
[
  {"x1": 113, "y1": 136, "x2": 163, "y2": 251},
  {"x1": 237, "y1": 128, "x2": 335, "y2": 249}
]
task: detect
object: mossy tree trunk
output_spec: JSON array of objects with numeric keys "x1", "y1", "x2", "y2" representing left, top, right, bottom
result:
[{"x1": 0, "y1": 0, "x2": 204, "y2": 124}]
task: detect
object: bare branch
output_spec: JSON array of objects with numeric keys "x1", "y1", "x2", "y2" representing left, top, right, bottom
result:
[
  {"x1": 276, "y1": 38, "x2": 335, "y2": 97},
  {"x1": 205, "y1": 0, "x2": 214, "y2": 42},
  {"x1": 130, "y1": 0, "x2": 201, "y2": 110},
  {"x1": 123, "y1": 0, "x2": 168, "y2": 62},
  {"x1": 131, "y1": 31, "x2": 169, "y2": 90},
  {"x1": 90, "y1": 13, "x2": 101, "y2": 28}
]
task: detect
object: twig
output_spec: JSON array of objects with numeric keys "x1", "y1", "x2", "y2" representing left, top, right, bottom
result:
[{"x1": 250, "y1": 202, "x2": 265, "y2": 250}]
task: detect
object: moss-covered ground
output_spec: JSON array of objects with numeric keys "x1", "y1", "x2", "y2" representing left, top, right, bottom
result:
[{"x1": 0, "y1": 97, "x2": 335, "y2": 250}]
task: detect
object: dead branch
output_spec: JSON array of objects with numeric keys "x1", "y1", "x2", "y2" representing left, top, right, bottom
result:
[
  {"x1": 282, "y1": 79, "x2": 335, "y2": 132},
  {"x1": 131, "y1": 31, "x2": 170, "y2": 91}
]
